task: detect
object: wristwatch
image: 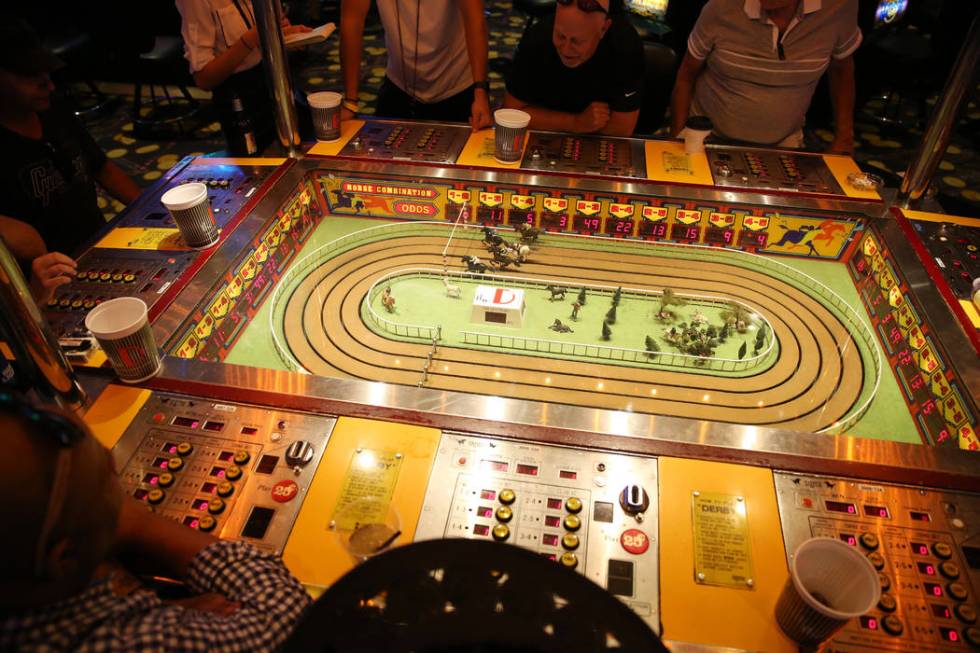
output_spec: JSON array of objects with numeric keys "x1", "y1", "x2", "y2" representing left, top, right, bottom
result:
[{"x1": 472, "y1": 80, "x2": 490, "y2": 91}]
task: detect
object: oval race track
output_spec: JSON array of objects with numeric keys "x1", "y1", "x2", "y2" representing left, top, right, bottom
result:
[{"x1": 280, "y1": 232, "x2": 867, "y2": 432}]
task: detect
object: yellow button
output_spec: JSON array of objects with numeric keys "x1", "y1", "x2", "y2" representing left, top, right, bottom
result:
[
  {"x1": 492, "y1": 524, "x2": 510, "y2": 542},
  {"x1": 166, "y1": 457, "x2": 184, "y2": 472},
  {"x1": 562, "y1": 533, "x2": 579, "y2": 551},
  {"x1": 940, "y1": 561, "x2": 961, "y2": 580},
  {"x1": 499, "y1": 489, "x2": 516, "y2": 505},
  {"x1": 216, "y1": 481, "x2": 234, "y2": 497},
  {"x1": 123, "y1": 274, "x2": 136, "y2": 283},
  {"x1": 224, "y1": 465, "x2": 242, "y2": 481},
  {"x1": 559, "y1": 552, "x2": 578, "y2": 569},
  {"x1": 147, "y1": 488, "x2": 165, "y2": 504},
  {"x1": 867, "y1": 552, "x2": 885, "y2": 570},
  {"x1": 947, "y1": 582, "x2": 969, "y2": 602},
  {"x1": 878, "y1": 594, "x2": 897, "y2": 613},
  {"x1": 495, "y1": 506, "x2": 513, "y2": 523},
  {"x1": 233, "y1": 450, "x2": 250, "y2": 465},
  {"x1": 197, "y1": 515, "x2": 216, "y2": 532},
  {"x1": 933, "y1": 542, "x2": 953, "y2": 559},
  {"x1": 157, "y1": 472, "x2": 174, "y2": 488},
  {"x1": 564, "y1": 515, "x2": 581, "y2": 532},
  {"x1": 956, "y1": 604, "x2": 977, "y2": 624},
  {"x1": 207, "y1": 498, "x2": 226, "y2": 515},
  {"x1": 565, "y1": 497, "x2": 583, "y2": 514},
  {"x1": 859, "y1": 532, "x2": 879, "y2": 550},
  {"x1": 176, "y1": 442, "x2": 193, "y2": 456}
]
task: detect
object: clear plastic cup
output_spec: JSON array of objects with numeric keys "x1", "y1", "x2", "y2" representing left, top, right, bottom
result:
[
  {"x1": 308, "y1": 91, "x2": 342, "y2": 142},
  {"x1": 776, "y1": 537, "x2": 881, "y2": 646},
  {"x1": 160, "y1": 182, "x2": 218, "y2": 249},
  {"x1": 84, "y1": 297, "x2": 162, "y2": 383},
  {"x1": 493, "y1": 108, "x2": 530, "y2": 164},
  {"x1": 333, "y1": 497, "x2": 402, "y2": 565}
]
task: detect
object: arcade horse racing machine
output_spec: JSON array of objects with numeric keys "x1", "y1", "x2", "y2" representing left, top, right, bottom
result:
[{"x1": 45, "y1": 117, "x2": 980, "y2": 651}]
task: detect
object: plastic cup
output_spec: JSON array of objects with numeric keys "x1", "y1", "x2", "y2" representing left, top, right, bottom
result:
[
  {"x1": 334, "y1": 498, "x2": 402, "y2": 565},
  {"x1": 776, "y1": 537, "x2": 881, "y2": 647},
  {"x1": 308, "y1": 91, "x2": 342, "y2": 142},
  {"x1": 84, "y1": 297, "x2": 162, "y2": 383},
  {"x1": 493, "y1": 108, "x2": 530, "y2": 164},
  {"x1": 160, "y1": 183, "x2": 218, "y2": 249}
]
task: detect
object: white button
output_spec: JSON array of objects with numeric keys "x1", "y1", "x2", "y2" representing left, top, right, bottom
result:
[
  {"x1": 951, "y1": 517, "x2": 965, "y2": 529},
  {"x1": 271, "y1": 432, "x2": 282, "y2": 442}
]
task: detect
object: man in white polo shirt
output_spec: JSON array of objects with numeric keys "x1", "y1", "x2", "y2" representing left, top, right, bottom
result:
[
  {"x1": 340, "y1": 0, "x2": 492, "y2": 130},
  {"x1": 670, "y1": 0, "x2": 861, "y2": 153}
]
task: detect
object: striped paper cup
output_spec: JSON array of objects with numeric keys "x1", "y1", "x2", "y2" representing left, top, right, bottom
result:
[
  {"x1": 85, "y1": 297, "x2": 161, "y2": 383},
  {"x1": 776, "y1": 537, "x2": 881, "y2": 646},
  {"x1": 308, "y1": 91, "x2": 342, "y2": 142},
  {"x1": 493, "y1": 109, "x2": 530, "y2": 164},
  {"x1": 161, "y1": 182, "x2": 219, "y2": 249}
]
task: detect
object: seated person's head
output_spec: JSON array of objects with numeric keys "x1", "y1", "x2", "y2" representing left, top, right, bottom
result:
[
  {"x1": 0, "y1": 394, "x2": 122, "y2": 607},
  {"x1": 553, "y1": 0, "x2": 613, "y2": 69},
  {"x1": 0, "y1": 16, "x2": 61, "y2": 114}
]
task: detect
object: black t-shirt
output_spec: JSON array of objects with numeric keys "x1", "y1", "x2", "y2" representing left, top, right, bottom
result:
[
  {"x1": 0, "y1": 105, "x2": 108, "y2": 256},
  {"x1": 506, "y1": 14, "x2": 644, "y2": 115}
]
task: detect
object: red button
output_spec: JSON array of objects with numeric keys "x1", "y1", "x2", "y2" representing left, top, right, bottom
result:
[
  {"x1": 152, "y1": 412, "x2": 166, "y2": 424},
  {"x1": 271, "y1": 479, "x2": 299, "y2": 503},
  {"x1": 620, "y1": 528, "x2": 650, "y2": 555}
]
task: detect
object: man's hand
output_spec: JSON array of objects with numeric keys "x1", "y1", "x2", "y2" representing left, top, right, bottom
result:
[
  {"x1": 574, "y1": 102, "x2": 610, "y2": 133},
  {"x1": 341, "y1": 106, "x2": 357, "y2": 122},
  {"x1": 470, "y1": 89, "x2": 493, "y2": 131},
  {"x1": 29, "y1": 252, "x2": 76, "y2": 304}
]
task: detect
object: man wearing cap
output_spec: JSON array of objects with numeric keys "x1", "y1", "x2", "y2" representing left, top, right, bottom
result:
[
  {"x1": 670, "y1": 0, "x2": 861, "y2": 152},
  {"x1": 503, "y1": 0, "x2": 644, "y2": 136},
  {"x1": 0, "y1": 17, "x2": 140, "y2": 257}
]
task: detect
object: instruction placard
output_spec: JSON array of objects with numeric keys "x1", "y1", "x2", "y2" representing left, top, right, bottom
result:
[
  {"x1": 692, "y1": 492, "x2": 754, "y2": 589},
  {"x1": 330, "y1": 449, "x2": 402, "y2": 530}
]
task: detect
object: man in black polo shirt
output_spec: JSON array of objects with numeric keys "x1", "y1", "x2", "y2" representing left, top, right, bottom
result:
[
  {"x1": 0, "y1": 18, "x2": 140, "y2": 257},
  {"x1": 504, "y1": 0, "x2": 643, "y2": 136}
]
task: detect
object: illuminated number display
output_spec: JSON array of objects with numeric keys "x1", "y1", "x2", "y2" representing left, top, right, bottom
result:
[
  {"x1": 577, "y1": 217, "x2": 601, "y2": 234},
  {"x1": 917, "y1": 561, "x2": 938, "y2": 576},
  {"x1": 510, "y1": 210, "x2": 535, "y2": 225},
  {"x1": 924, "y1": 582, "x2": 945, "y2": 597},
  {"x1": 640, "y1": 221, "x2": 668, "y2": 239},
  {"x1": 704, "y1": 226, "x2": 735, "y2": 245},
  {"x1": 542, "y1": 213, "x2": 568, "y2": 231},
  {"x1": 863, "y1": 504, "x2": 890, "y2": 518},
  {"x1": 859, "y1": 616, "x2": 879, "y2": 631},
  {"x1": 825, "y1": 500, "x2": 857, "y2": 514},
  {"x1": 447, "y1": 202, "x2": 468, "y2": 221},
  {"x1": 911, "y1": 542, "x2": 930, "y2": 556},
  {"x1": 477, "y1": 207, "x2": 504, "y2": 225},
  {"x1": 737, "y1": 230, "x2": 769, "y2": 247},
  {"x1": 605, "y1": 218, "x2": 634, "y2": 236},
  {"x1": 840, "y1": 533, "x2": 857, "y2": 546},
  {"x1": 939, "y1": 627, "x2": 960, "y2": 643},
  {"x1": 931, "y1": 604, "x2": 952, "y2": 619},
  {"x1": 673, "y1": 225, "x2": 701, "y2": 242}
]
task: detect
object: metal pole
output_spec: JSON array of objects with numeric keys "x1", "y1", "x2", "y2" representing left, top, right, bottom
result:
[
  {"x1": 254, "y1": 0, "x2": 301, "y2": 157},
  {"x1": 897, "y1": 12, "x2": 980, "y2": 208},
  {"x1": 0, "y1": 240, "x2": 85, "y2": 409}
]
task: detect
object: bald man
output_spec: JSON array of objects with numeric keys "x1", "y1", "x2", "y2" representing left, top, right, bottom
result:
[
  {"x1": 504, "y1": 0, "x2": 644, "y2": 136},
  {"x1": 0, "y1": 396, "x2": 311, "y2": 652}
]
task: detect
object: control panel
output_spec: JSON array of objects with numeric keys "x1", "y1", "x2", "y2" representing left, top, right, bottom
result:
[
  {"x1": 415, "y1": 433, "x2": 660, "y2": 632},
  {"x1": 121, "y1": 162, "x2": 277, "y2": 230},
  {"x1": 521, "y1": 133, "x2": 647, "y2": 178},
  {"x1": 340, "y1": 121, "x2": 471, "y2": 164},
  {"x1": 44, "y1": 250, "x2": 197, "y2": 341},
  {"x1": 909, "y1": 219, "x2": 980, "y2": 307},
  {"x1": 113, "y1": 393, "x2": 333, "y2": 555},
  {"x1": 707, "y1": 148, "x2": 843, "y2": 195},
  {"x1": 775, "y1": 472, "x2": 980, "y2": 651}
]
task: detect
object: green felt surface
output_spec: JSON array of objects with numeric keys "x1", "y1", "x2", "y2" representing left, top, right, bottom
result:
[{"x1": 226, "y1": 216, "x2": 920, "y2": 444}]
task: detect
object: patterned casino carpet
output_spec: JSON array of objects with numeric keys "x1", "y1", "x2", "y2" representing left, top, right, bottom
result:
[{"x1": 80, "y1": 1, "x2": 980, "y2": 222}]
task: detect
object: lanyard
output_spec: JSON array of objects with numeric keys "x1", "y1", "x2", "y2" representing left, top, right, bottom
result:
[{"x1": 230, "y1": 0, "x2": 253, "y2": 29}]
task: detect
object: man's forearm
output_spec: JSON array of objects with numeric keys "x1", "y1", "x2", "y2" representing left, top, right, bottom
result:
[
  {"x1": 115, "y1": 498, "x2": 218, "y2": 579},
  {"x1": 459, "y1": 0, "x2": 489, "y2": 84},
  {"x1": 670, "y1": 78, "x2": 694, "y2": 136},
  {"x1": 600, "y1": 111, "x2": 639, "y2": 137},
  {"x1": 340, "y1": 0, "x2": 370, "y2": 101},
  {"x1": 97, "y1": 162, "x2": 141, "y2": 205},
  {"x1": 828, "y1": 57, "x2": 856, "y2": 144},
  {"x1": 193, "y1": 37, "x2": 254, "y2": 91}
]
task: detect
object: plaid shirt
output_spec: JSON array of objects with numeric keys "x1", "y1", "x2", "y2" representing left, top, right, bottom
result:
[{"x1": 1, "y1": 541, "x2": 312, "y2": 652}]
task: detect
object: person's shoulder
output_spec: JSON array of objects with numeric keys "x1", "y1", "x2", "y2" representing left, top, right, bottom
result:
[
  {"x1": 818, "y1": 0, "x2": 860, "y2": 19},
  {"x1": 697, "y1": 0, "x2": 742, "y2": 22}
]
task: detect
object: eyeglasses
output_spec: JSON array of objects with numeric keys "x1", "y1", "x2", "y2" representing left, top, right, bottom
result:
[
  {"x1": 557, "y1": 0, "x2": 609, "y2": 15},
  {"x1": 0, "y1": 393, "x2": 84, "y2": 577}
]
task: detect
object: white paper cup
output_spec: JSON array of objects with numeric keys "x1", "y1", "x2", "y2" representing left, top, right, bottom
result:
[
  {"x1": 84, "y1": 297, "x2": 161, "y2": 383},
  {"x1": 494, "y1": 108, "x2": 530, "y2": 164},
  {"x1": 776, "y1": 537, "x2": 881, "y2": 646},
  {"x1": 683, "y1": 127, "x2": 711, "y2": 154},
  {"x1": 308, "y1": 91, "x2": 342, "y2": 141},
  {"x1": 160, "y1": 183, "x2": 218, "y2": 248}
]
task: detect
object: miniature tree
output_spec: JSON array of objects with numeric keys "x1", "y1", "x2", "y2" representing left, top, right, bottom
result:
[
  {"x1": 754, "y1": 324, "x2": 766, "y2": 353},
  {"x1": 605, "y1": 305, "x2": 617, "y2": 325},
  {"x1": 737, "y1": 341, "x2": 747, "y2": 360},
  {"x1": 601, "y1": 320, "x2": 612, "y2": 341},
  {"x1": 657, "y1": 288, "x2": 686, "y2": 319},
  {"x1": 645, "y1": 335, "x2": 660, "y2": 360},
  {"x1": 722, "y1": 302, "x2": 751, "y2": 333},
  {"x1": 706, "y1": 325, "x2": 717, "y2": 339},
  {"x1": 577, "y1": 287, "x2": 587, "y2": 305},
  {"x1": 612, "y1": 287, "x2": 622, "y2": 306}
]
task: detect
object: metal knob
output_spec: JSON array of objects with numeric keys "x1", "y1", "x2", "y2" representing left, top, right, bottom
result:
[
  {"x1": 285, "y1": 440, "x2": 315, "y2": 467},
  {"x1": 620, "y1": 484, "x2": 650, "y2": 516}
]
